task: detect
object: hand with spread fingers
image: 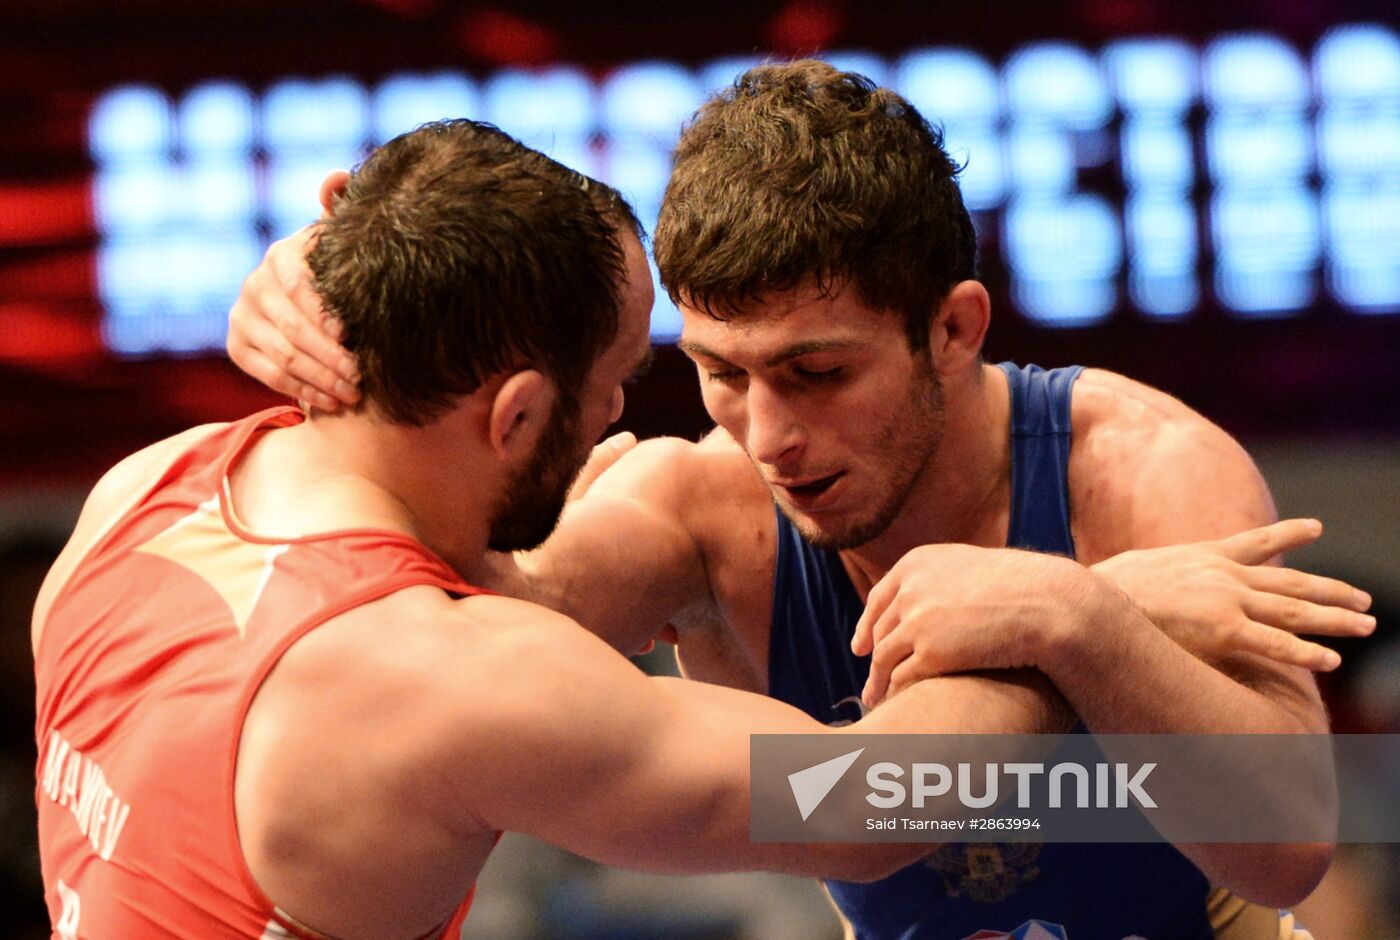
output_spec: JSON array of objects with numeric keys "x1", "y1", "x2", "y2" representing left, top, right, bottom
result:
[
  {"x1": 853, "y1": 519, "x2": 1374, "y2": 708},
  {"x1": 1089, "y1": 518, "x2": 1374, "y2": 671}
]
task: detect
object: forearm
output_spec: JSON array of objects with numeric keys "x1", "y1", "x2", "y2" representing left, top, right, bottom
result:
[
  {"x1": 857, "y1": 669, "x2": 1072, "y2": 736},
  {"x1": 1047, "y1": 595, "x2": 1323, "y2": 735},
  {"x1": 590, "y1": 676, "x2": 931, "y2": 880},
  {"x1": 648, "y1": 674, "x2": 1072, "y2": 881},
  {"x1": 1043, "y1": 598, "x2": 1334, "y2": 905}
]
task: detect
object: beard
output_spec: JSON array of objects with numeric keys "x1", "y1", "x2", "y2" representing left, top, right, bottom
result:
[
  {"x1": 487, "y1": 396, "x2": 590, "y2": 552},
  {"x1": 783, "y1": 361, "x2": 946, "y2": 552}
]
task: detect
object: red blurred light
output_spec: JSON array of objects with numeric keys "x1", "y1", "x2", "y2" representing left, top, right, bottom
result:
[
  {"x1": 0, "y1": 182, "x2": 92, "y2": 247},
  {"x1": 0, "y1": 252, "x2": 96, "y2": 304},
  {"x1": 768, "y1": 0, "x2": 845, "y2": 57},
  {"x1": 0, "y1": 303, "x2": 103, "y2": 366},
  {"x1": 455, "y1": 8, "x2": 562, "y2": 67}
]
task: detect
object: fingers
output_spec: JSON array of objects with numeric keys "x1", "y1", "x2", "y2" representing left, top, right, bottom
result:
[
  {"x1": 566, "y1": 432, "x2": 637, "y2": 502},
  {"x1": 862, "y1": 626, "x2": 913, "y2": 707},
  {"x1": 227, "y1": 228, "x2": 360, "y2": 408},
  {"x1": 227, "y1": 301, "x2": 341, "y2": 410},
  {"x1": 266, "y1": 235, "x2": 360, "y2": 393},
  {"x1": 274, "y1": 229, "x2": 359, "y2": 391},
  {"x1": 851, "y1": 575, "x2": 897, "y2": 657},
  {"x1": 1217, "y1": 518, "x2": 1322, "y2": 565},
  {"x1": 242, "y1": 294, "x2": 357, "y2": 410},
  {"x1": 1234, "y1": 621, "x2": 1344, "y2": 672},
  {"x1": 1244, "y1": 565, "x2": 1372, "y2": 612},
  {"x1": 1240, "y1": 590, "x2": 1377, "y2": 638},
  {"x1": 884, "y1": 653, "x2": 942, "y2": 703},
  {"x1": 236, "y1": 349, "x2": 337, "y2": 412}
]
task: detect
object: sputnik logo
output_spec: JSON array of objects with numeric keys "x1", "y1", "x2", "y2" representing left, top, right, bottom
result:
[{"x1": 787, "y1": 747, "x2": 865, "y2": 821}]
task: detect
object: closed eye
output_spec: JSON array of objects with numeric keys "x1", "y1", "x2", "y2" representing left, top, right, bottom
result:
[{"x1": 793, "y1": 365, "x2": 844, "y2": 383}]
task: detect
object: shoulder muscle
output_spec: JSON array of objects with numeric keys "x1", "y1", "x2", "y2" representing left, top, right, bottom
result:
[
  {"x1": 1069, "y1": 369, "x2": 1274, "y2": 557},
  {"x1": 32, "y1": 422, "x2": 228, "y2": 649}
]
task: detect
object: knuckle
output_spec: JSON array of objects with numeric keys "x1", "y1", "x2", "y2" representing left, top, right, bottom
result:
[{"x1": 275, "y1": 346, "x2": 298, "y2": 371}]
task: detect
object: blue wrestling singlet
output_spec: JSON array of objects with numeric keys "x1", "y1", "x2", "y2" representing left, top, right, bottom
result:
[{"x1": 767, "y1": 363, "x2": 1291, "y2": 940}]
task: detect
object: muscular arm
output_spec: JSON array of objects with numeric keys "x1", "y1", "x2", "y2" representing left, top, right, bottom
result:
[
  {"x1": 513, "y1": 435, "x2": 1075, "y2": 737},
  {"x1": 857, "y1": 372, "x2": 1341, "y2": 904},
  {"x1": 499, "y1": 436, "x2": 715, "y2": 653},
  {"x1": 1063, "y1": 371, "x2": 1336, "y2": 903},
  {"x1": 448, "y1": 597, "x2": 1061, "y2": 880},
  {"x1": 1069, "y1": 370, "x2": 1330, "y2": 736}
]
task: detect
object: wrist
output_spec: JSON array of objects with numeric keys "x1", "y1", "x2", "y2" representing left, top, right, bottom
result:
[{"x1": 1031, "y1": 558, "x2": 1115, "y2": 679}]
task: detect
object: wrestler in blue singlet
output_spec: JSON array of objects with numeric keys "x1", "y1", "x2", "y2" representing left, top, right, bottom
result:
[{"x1": 768, "y1": 363, "x2": 1301, "y2": 940}]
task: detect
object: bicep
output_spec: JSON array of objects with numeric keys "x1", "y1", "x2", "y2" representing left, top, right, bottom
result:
[
  {"x1": 463, "y1": 632, "x2": 813, "y2": 874},
  {"x1": 1085, "y1": 408, "x2": 1322, "y2": 724}
]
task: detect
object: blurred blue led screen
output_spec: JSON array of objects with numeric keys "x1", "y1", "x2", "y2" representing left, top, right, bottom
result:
[{"x1": 89, "y1": 25, "x2": 1400, "y2": 354}]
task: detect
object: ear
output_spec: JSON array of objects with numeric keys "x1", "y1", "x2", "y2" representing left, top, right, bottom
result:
[
  {"x1": 318, "y1": 170, "x2": 353, "y2": 218},
  {"x1": 486, "y1": 370, "x2": 553, "y2": 460},
  {"x1": 928, "y1": 280, "x2": 990, "y2": 378}
]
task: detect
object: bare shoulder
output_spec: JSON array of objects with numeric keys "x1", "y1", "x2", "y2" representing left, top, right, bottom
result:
[
  {"x1": 589, "y1": 429, "x2": 771, "y2": 554},
  {"x1": 32, "y1": 422, "x2": 228, "y2": 649},
  {"x1": 238, "y1": 586, "x2": 631, "y2": 929},
  {"x1": 592, "y1": 430, "x2": 762, "y2": 508},
  {"x1": 250, "y1": 586, "x2": 652, "y2": 827},
  {"x1": 1068, "y1": 369, "x2": 1273, "y2": 557},
  {"x1": 273, "y1": 587, "x2": 638, "y2": 749},
  {"x1": 688, "y1": 426, "x2": 773, "y2": 519}
]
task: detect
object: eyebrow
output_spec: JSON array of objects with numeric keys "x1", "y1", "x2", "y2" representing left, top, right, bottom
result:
[{"x1": 677, "y1": 338, "x2": 862, "y2": 368}]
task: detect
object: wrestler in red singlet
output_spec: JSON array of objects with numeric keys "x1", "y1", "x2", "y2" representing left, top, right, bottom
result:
[{"x1": 35, "y1": 407, "x2": 488, "y2": 940}]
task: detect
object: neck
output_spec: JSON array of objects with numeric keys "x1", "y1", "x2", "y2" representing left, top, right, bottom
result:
[
  {"x1": 840, "y1": 362, "x2": 1011, "y2": 593},
  {"x1": 249, "y1": 410, "x2": 494, "y2": 575}
]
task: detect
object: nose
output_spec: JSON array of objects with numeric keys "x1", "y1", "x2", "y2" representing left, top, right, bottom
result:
[{"x1": 745, "y1": 380, "x2": 804, "y2": 467}]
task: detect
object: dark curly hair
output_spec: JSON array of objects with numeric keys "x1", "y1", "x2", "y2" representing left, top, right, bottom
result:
[{"x1": 655, "y1": 60, "x2": 978, "y2": 350}]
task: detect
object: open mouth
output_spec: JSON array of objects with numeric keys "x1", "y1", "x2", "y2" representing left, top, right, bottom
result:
[{"x1": 779, "y1": 472, "x2": 843, "y2": 501}]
